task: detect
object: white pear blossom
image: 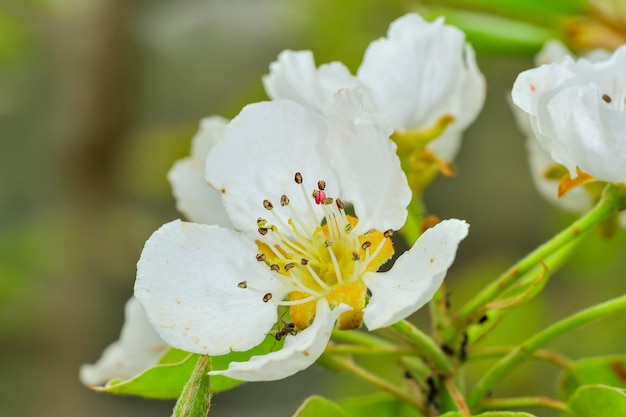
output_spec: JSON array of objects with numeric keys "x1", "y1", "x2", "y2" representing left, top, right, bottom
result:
[
  {"x1": 510, "y1": 41, "x2": 607, "y2": 212},
  {"x1": 80, "y1": 297, "x2": 169, "y2": 386},
  {"x1": 81, "y1": 117, "x2": 236, "y2": 388},
  {"x1": 134, "y1": 89, "x2": 469, "y2": 382},
  {"x1": 512, "y1": 43, "x2": 626, "y2": 185},
  {"x1": 263, "y1": 13, "x2": 486, "y2": 162}
]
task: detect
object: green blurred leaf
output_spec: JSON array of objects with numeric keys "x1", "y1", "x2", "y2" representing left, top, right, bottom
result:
[
  {"x1": 292, "y1": 396, "x2": 351, "y2": 417},
  {"x1": 97, "y1": 336, "x2": 284, "y2": 398},
  {"x1": 568, "y1": 385, "x2": 626, "y2": 417},
  {"x1": 560, "y1": 356, "x2": 626, "y2": 399},
  {"x1": 440, "y1": 412, "x2": 537, "y2": 416},
  {"x1": 340, "y1": 392, "x2": 422, "y2": 417},
  {"x1": 421, "y1": 8, "x2": 558, "y2": 54},
  {"x1": 0, "y1": 12, "x2": 31, "y2": 65},
  {"x1": 419, "y1": 0, "x2": 586, "y2": 19}
]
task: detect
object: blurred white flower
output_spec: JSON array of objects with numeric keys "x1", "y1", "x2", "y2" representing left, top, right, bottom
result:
[
  {"x1": 168, "y1": 116, "x2": 233, "y2": 227},
  {"x1": 510, "y1": 41, "x2": 607, "y2": 212},
  {"x1": 512, "y1": 43, "x2": 626, "y2": 186},
  {"x1": 134, "y1": 89, "x2": 468, "y2": 382},
  {"x1": 79, "y1": 297, "x2": 168, "y2": 387},
  {"x1": 263, "y1": 13, "x2": 485, "y2": 162}
]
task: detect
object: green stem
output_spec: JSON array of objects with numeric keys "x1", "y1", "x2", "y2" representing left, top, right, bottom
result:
[
  {"x1": 391, "y1": 320, "x2": 453, "y2": 372},
  {"x1": 401, "y1": 197, "x2": 423, "y2": 245},
  {"x1": 326, "y1": 344, "x2": 417, "y2": 356},
  {"x1": 317, "y1": 354, "x2": 425, "y2": 414},
  {"x1": 454, "y1": 184, "x2": 622, "y2": 336},
  {"x1": 171, "y1": 355, "x2": 212, "y2": 417},
  {"x1": 331, "y1": 329, "x2": 396, "y2": 348},
  {"x1": 479, "y1": 396, "x2": 572, "y2": 414},
  {"x1": 468, "y1": 346, "x2": 574, "y2": 370},
  {"x1": 467, "y1": 294, "x2": 626, "y2": 408},
  {"x1": 444, "y1": 378, "x2": 470, "y2": 416}
]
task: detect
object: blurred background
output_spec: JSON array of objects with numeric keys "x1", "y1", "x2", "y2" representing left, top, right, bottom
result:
[{"x1": 1, "y1": 0, "x2": 626, "y2": 416}]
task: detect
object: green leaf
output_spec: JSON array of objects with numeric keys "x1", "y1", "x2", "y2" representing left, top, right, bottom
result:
[
  {"x1": 420, "y1": 8, "x2": 557, "y2": 54},
  {"x1": 340, "y1": 392, "x2": 422, "y2": 417},
  {"x1": 292, "y1": 396, "x2": 351, "y2": 417},
  {"x1": 440, "y1": 412, "x2": 537, "y2": 416},
  {"x1": 569, "y1": 385, "x2": 626, "y2": 417},
  {"x1": 97, "y1": 336, "x2": 283, "y2": 399},
  {"x1": 420, "y1": 0, "x2": 586, "y2": 19},
  {"x1": 560, "y1": 356, "x2": 626, "y2": 399}
]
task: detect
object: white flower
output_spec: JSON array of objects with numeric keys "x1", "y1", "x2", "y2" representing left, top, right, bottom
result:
[
  {"x1": 134, "y1": 89, "x2": 469, "y2": 382},
  {"x1": 81, "y1": 118, "x2": 235, "y2": 388},
  {"x1": 263, "y1": 13, "x2": 485, "y2": 162},
  {"x1": 168, "y1": 116, "x2": 233, "y2": 226},
  {"x1": 510, "y1": 41, "x2": 607, "y2": 212},
  {"x1": 512, "y1": 43, "x2": 626, "y2": 185},
  {"x1": 79, "y1": 297, "x2": 169, "y2": 386}
]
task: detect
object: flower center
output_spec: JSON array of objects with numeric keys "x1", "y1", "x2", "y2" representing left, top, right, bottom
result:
[{"x1": 241, "y1": 172, "x2": 394, "y2": 331}]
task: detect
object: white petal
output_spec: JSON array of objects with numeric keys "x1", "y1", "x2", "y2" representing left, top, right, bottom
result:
[
  {"x1": 357, "y1": 14, "x2": 485, "y2": 135},
  {"x1": 205, "y1": 100, "x2": 339, "y2": 236},
  {"x1": 535, "y1": 40, "x2": 572, "y2": 66},
  {"x1": 209, "y1": 300, "x2": 350, "y2": 381},
  {"x1": 525, "y1": 138, "x2": 592, "y2": 212},
  {"x1": 551, "y1": 83, "x2": 626, "y2": 183},
  {"x1": 135, "y1": 220, "x2": 288, "y2": 355},
  {"x1": 168, "y1": 116, "x2": 232, "y2": 226},
  {"x1": 428, "y1": 128, "x2": 462, "y2": 162},
  {"x1": 263, "y1": 50, "x2": 361, "y2": 111},
  {"x1": 512, "y1": 45, "x2": 626, "y2": 183},
  {"x1": 79, "y1": 297, "x2": 168, "y2": 386},
  {"x1": 323, "y1": 89, "x2": 411, "y2": 232},
  {"x1": 511, "y1": 62, "x2": 577, "y2": 159},
  {"x1": 191, "y1": 116, "x2": 229, "y2": 162},
  {"x1": 168, "y1": 158, "x2": 232, "y2": 226},
  {"x1": 363, "y1": 219, "x2": 469, "y2": 330}
]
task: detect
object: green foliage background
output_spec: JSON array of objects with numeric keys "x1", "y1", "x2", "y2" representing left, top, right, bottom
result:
[{"x1": 1, "y1": 0, "x2": 625, "y2": 416}]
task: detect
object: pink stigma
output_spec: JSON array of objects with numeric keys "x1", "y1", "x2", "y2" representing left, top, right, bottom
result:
[{"x1": 314, "y1": 190, "x2": 326, "y2": 205}]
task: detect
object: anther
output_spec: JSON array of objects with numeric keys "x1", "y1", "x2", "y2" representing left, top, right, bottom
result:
[
  {"x1": 237, "y1": 281, "x2": 248, "y2": 289},
  {"x1": 301, "y1": 258, "x2": 309, "y2": 265},
  {"x1": 602, "y1": 94, "x2": 612, "y2": 103},
  {"x1": 270, "y1": 264, "x2": 280, "y2": 272},
  {"x1": 284, "y1": 262, "x2": 296, "y2": 271},
  {"x1": 317, "y1": 180, "x2": 326, "y2": 190},
  {"x1": 263, "y1": 293, "x2": 273, "y2": 302},
  {"x1": 361, "y1": 241, "x2": 372, "y2": 250},
  {"x1": 263, "y1": 200, "x2": 274, "y2": 210},
  {"x1": 344, "y1": 223, "x2": 353, "y2": 233},
  {"x1": 323, "y1": 197, "x2": 333, "y2": 205},
  {"x1": 384, "y1": 229, "x2": 393, "y2": 238},
  {"x1": 336, "y1": 198, "x2": 345, "y2": 209},
  {"x1": 294, "y1": 172, "x2": 303, "y2": 184},
  {"x1": 258, "y1": 227, "x2": 269, "y2": 235},
  {"x1": 324, "y1": 240, "x2": 332, "y2": 247},
  {"x1": 280, "y1": 195, "x2": 290, "y2": 206},
  {"x1": 256, "y1": 253, "x2": 266, "y2": 262},
  {"x1": 257, "y1": 218, "x2": 267, "y2": 227},
  {"x1": 352, "y1": 251, "x2": 360, "y2": 261}
]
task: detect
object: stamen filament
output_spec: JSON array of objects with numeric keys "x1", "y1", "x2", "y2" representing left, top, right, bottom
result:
[
  {"x1": 364, "y1": 237, "x2": 388, "y2": 267},
  {"x1": 327, "y1": 245, "x2": 344, "y2": 285},
  {"x1": 298, "y1": 181, "x2": 320, "y2": 231},
  {"x1": 305, "y1": 263, "x2": 333, "y2": 292},
  {"x1": 276, "y1": 296, "x2": 319, "y2": 306},
  {"x1": 288, "y1": 271, "x2": 325, "y2": 297}
]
